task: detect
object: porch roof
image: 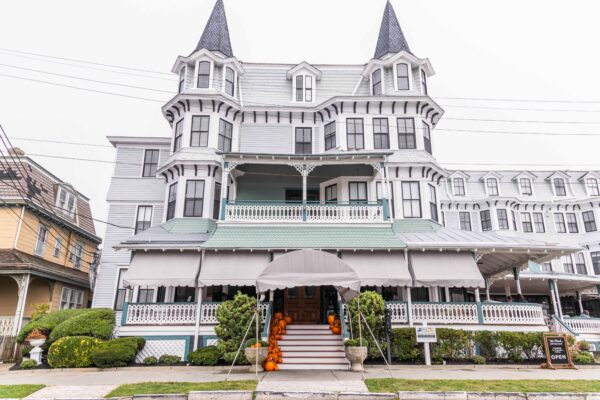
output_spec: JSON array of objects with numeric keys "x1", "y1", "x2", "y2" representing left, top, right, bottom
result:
[
  {"x1": 116, "y1": 218, "x2": 216, "y2": 250},
  {"x1": 201, "y1": 224, "x2": 407, "y2": 250}
]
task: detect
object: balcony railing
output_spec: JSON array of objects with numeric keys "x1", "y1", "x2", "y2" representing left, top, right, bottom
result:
[
  {"x1": 0, "y1": 316, "x2": 14, "y2": 335},
  {"x1": 122, "y1": 302, "x2": 270, "y2": 326},
  {"x1": 386, "y1": 301, "x2": 546, "y2": 326},
  {"x1": 559, "y1": 317, "x2": 600, "y2": 334},
  {"x1": 224, "y1": 201, "x2": 384, "y2": 223}
]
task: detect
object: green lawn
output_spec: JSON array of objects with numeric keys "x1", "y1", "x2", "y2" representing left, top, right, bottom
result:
[
  {"x1": 106, "y1": 381, "x2": 257, "y2": 397},
  {"x1": 0, "y1": 384, "x2": 45, "y2": 399},
  {"x1": 366, "y1": 379, "x2": 600, "y2": 393}
]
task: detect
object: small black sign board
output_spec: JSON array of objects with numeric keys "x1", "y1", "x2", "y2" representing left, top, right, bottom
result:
[{"x1": 543, "y1": 334, "x2": 575, "y2": 369}]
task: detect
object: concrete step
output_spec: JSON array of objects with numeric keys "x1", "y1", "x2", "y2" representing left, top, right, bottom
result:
[
  {"x1": 279, "y1": 345, "x2": 343, "y2": 351},
  {"x1": 286, "y1": 325, "x2": 330, "y2": 330},
  {"x1": 278, "y1": 363, "x2": 349, "y2": 370},
  {"x1": 282, "y1": 351, "x2": 346, "y2": 357},
  {"x1": 281, "y1": 334, "x2": 340, "y2": 340},
  {"x1": 281, "y1": 329, "x2": 335, "y2": 335},
  {"x1": 282, "y1": 356, "x2": 348, "y2": 363},
  {"x1": 278, "y1": 339, "x2": 343, "y2": 346}
]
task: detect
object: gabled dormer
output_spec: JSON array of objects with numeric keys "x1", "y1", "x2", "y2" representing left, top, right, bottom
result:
[
  {"x1": 512, "y1": 171, "x2": 537, "y2": 197},
  {"x1": 55, "y1": 183, "x2": 78, "y2": 221},
  {"x1": 545, "y1": 171, "x2": 571, "y2": 197},
  {"x1": 287, "y1": 62, "x2": 322, "y2": 103},
  {"x1": 447, "y1": 171, "x2": 470, "y2": 196},
  {"x1": 480, "y1": 171, "x2": 503, "y2": 197},
  {"x1": 578, "y1": 171, "x2": 600, "y2": 197}
]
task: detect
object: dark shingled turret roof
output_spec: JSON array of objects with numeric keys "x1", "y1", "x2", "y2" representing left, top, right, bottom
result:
[
  {"x1": 195, "y1": 0, "x2": 233, "y2": 57},
  {"x1": 374, "y1": 0, "x2": 413, "y2": 59}
]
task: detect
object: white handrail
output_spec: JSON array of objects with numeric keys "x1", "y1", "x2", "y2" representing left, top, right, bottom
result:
[
  {"x1": 481, "y1": 303, "x2": 545, "y2": 325},
  {"x1": 125, "y1": 303, "x2": 197, "y2": 325},
  {"x1": 412, "y1": 302, "x2": 479, "y2": 324},
  {"x1": 560, "y1": 317, "x2": 600, "y2": 334}
]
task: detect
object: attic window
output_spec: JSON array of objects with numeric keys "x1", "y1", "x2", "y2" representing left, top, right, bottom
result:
[
  {"x1": 294, "y1": 75, "x2": 313, "y2": 102},
  {"x1": 421, "y1": 70, "x2": 428, "y2": 95},
  {"x1": 587, "y1": 178, "x2": 600, "y2": 196},
  {"x1": 178, "y1": 66, "x2": 186, "y2": 93},
  {"x1": 396, "y1": 63, "x2": 409, "y2": 90},
  {"x1": 197, "y1": 61, "x2": 210, "y2": 88},
  {"x1": 452, "y1": 178, "x2": 465, "y2": 196},
  {"x1": 57, "y1": 187, "x2": 77, "y2": 218},
  {"x1": 372, "y1": 69, "x2": 382, "y2": 96},
  {"x1": 224, "y1": 67, "x2": 235, "y2": 96},
  {"x1": 485, "y1": 178, "x2": 499, "y2": 196},
  {"x1": 519, "y1": 178, "x2": 533, "y2": 196},
  {"x1": 553, "y1": 178, "x2": 567, "y2": 196}
]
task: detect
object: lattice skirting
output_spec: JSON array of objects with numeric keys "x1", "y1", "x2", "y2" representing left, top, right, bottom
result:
[{"x1": 134, "y1": 336, "x2": 191, "y2": 363}]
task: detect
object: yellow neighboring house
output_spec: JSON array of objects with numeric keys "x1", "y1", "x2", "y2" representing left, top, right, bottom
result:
[{"x1": 0, "y1": 148, "x2": 101, "y2": 337}]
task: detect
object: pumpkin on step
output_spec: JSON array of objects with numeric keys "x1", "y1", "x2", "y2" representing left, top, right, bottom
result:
[
  {"x1": 264, "y1": 361, "x2": 276, "y2": 371},
  {"x1": 327, "y1": 314, "x2": 336, "y2": 325},
  {"x1": 284, "y1": 315, "x2": 292, "y2": 324},
  {"x1": 331, "y1": 325, "x2": 341, "y2": 334}
]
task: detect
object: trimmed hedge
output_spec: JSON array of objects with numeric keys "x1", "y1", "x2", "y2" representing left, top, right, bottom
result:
[
  {"x1": 90, "y1": 337, "x2": 145, "y2": 368},
  {"x1": 390, "y1": 328, "x2": 420, "y2": 361},
  {"x1": 188, "y1": 346, "x2": 221, "y2": 366},
  {"x1": 17, "y1": 309, "x2": 90, "y2": 342},
  {"x1": 159, "y1": 354, "x2": 181, "y2": 365},
  {"x1": 47, "y1": 336, "x2": 102, "y2": 368},
  {"x1": 49, "y1": 308, "x2": 115, "y2": 342}
]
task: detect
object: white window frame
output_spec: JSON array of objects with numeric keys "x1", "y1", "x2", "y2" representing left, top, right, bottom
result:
[
  {"x1": 292, "y1": 74, "x2": 315, "y2": 103},
  {"x1": 393, "y1": 62, "x2": 411, "y2": 91},
  {"x1": 552, "y1": 177, "x2": 568, "y2": 197},
  {"x1": 178, "y1": 65, "x2": 186, "y2": 93},
  {"x1": 34, "y1": 224, "x2": 48, "y2": 256},
  {"x1": 452, "y1": 177, "x2": 466, "y2": 196},
  {"x1": 585, "y1": 177, "x2": 600, "y2": 196},
  {"x1": 135, "y1": 205, "x2": 153, "y2": 234},
  {"x1": 292, "y1": 126, "x2": 313, "y2": 154},
  {"x1": 60, "y1": 287, "x2": 84, "y2": 310},
  {"x1": 369, "y1": 68, "x2": 384, "y2": 96},
  {"x1": 485, "y1": 178, "x2": 500, "y2": 196},
  {"x1": 53, "y1": 238, "x2": 62, "y2": 258},
  {"x1": 222, "y1": 65, "x2": 237, "y2": 98},
  {"x1": 194, "y1": 59, "x2": 213, "y2": 89},
  {"x1": 56, "y1": 187, "x2": 77, "y2": 218},
  {"x1": 518, "y1": 178, "x2": 534, "y2": 196}
]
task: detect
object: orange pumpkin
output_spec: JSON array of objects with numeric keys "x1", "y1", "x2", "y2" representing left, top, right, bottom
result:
[
  {"x1": 327, "y1": 314, "x2": 335, "y2": 324},
  {"x1": 278, "y1": 320, "x2": 286, "y2": 328},
  {"x1": 264, "y1": 361, "x2": 276, "y2": 371},
  {"x1": 332, "y1": 326, "x2": 341, "y2": 334},
  {"x1": 284, "y1": 316, "x2": 292, "y2": 324},
  {"x1": 274, "y1": 312, "x2": 283, "y2": 320}
]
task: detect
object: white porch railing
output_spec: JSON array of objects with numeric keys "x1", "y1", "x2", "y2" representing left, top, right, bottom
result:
[
  {"x1": 386, "y1": 302, "x2": 546, "y2": 326},
  {"x1": 0, "y1": 316, "x2": 14, "y2": 335},
  {"x1": 224, "y1": 201, "x2": 384, "y2": 223},
  {"x1": 560, "y1": 317, "x2": 600, "y2": 334},
  {"x1": 123, "y1": 302, "x2": 270, "y2": 326},
  {"x1": 481, "y1": 303, "x2": 545, "y2": 325},
  {"x1": 412, "y1": 302, "x2": 479, "y2": 324}
]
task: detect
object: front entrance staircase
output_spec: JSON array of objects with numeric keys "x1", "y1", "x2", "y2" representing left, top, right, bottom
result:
[{"x1": 278, "y1": 324, "x2": 349, "y2": 370}]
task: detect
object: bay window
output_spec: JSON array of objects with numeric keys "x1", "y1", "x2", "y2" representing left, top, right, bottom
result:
[
  {"x1": 373, "y1": 118, "x2": 390, "y2": 149},
  {"x1": 480, "y1": 210, "x2": 492, "y2": 231},
  {"x1": 346, "y1": 118, "x2": 364, "y2": 150},
  {"x1": 397, "y1": 118, "x2": 415, "y2": 149},
  {"x1": 401, "y1": 181, "x2": 421, "y2": 218},
  {"x1": 218, "y1": 119, "x2": 233, "y2": 152},
  {"x1": 184, "y1": 180, "x2": 205, "y2": 217},
  {"x1": 324, "y1": 121, "x2": 336, "y2": 151},
  {"x1": 224, "y1": 67, "x2": 235, "y2": 96}
]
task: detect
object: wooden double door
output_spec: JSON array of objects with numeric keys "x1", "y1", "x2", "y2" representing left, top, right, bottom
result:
[{"x1": 284, "y1": 286, "x2": 321, "y2": 324}]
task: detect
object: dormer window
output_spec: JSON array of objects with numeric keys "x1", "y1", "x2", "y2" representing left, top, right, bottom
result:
[
  {"x1": 486, "y1": 178, "x2": 499, "y2": 196},
  {"x1": 178, "y1": 66, "x2": 186, "y2": 93},
  {"x1": 519, "y1": 178, "x2": 533, "y2": 196},
  {"x1": 197, "y1": 61, "x2": 210, "y2": 88},
  {"x1": 396, "y1": 63, "x2": 409, "y2": 90},
  {"x1": 587, "y1": 178, "x2": 600, "y2": 196},
  {"x1": 295, "y1": 75, "x2": 313, "y2": 102},
  {"x1": 553, "y1": 178, "x2": 567, "y2": 196},
  {"x1": 57, "y1": 187, "x2": 77, "y2": 218},
  {"x1": 224, "y1": 67, "x2": 235, "y2": 97},
  {"x1": 452, "y1": 178, "x2": 465, "y2": 196},
  {"x1": 371, "y1": 69, "x2": 382, "y2": 95},
  {"x1": 421, "y1": 70, "x2": 428, "y2": 95}
]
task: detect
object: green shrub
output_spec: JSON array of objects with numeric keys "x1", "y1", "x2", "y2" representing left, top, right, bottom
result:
[
  {"x1": 431, "y1": 329, "x2": 473, "y2": 362},
  {"x1": 19, "y1": 359, "x2": 38, "y2": 369},
  {"x1": 47, "y1": 336, "x2": 102, "y2": 368},
  {"x1": 244, "y1": 338, "x2": 268, "y2": 348},
  {"x1": 49, "y1": 308, "x2": 115, "y2": 342},
  {"x1": 215, "y1": 292, "x2": 262, "y2": 364},
  {"x1": 159, "y1": 354, "x2": 181, "y2": 365},
  {"x1": 143, "y1": 356, "x2": 158, "y2": 365},
  {"x1": 188, "y1": 346, "x2": 221, "y2": 366},
  {"x1": 21, "y1": 345, "x2": 32, "y2": 358},
  {"x1": 578, "y1": 340, "x2": 591, "y2": 351},
  {"x1": 472, "y1": 355, "x2": 486, "y2": 365},
  {"x1": 390, "y1": 328, "x2": 421, "y2": 361},
  {"x1": 496, "y1": 332, "x2": 524, "y2": 362},
  {"x1": 474, "y1": 331, "x2": 498, "y2": 360},
  {"x1": 17, "y1": 309, "x2": 90, "y2": 342},
  {"x1": 347, "y1": 291, "x2": 385, "y2": 358},
  {"x1": 30, "y1": 303, "x2": 50, "y2": 321},
  {"x1": 572, "y1": 351, "x2": 595, "y2": 365},
  {"x1": 344, "y1": 338, "x2": 369, "y2": 348},
  {"x1": 520, "y1": 332, "x2": 544, "y2": 360},
  {"x1": 90, "y1": 337, "x2": 145, "y2": 368}
]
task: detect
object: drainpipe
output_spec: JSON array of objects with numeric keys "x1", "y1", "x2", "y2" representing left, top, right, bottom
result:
[
  {"x1": 513, "y1": 267, "x2": 522, "y2": 296},
  {"x1": 193, "y1": 250, "x2": 205, "y2": 351},
  {"x1": 302, "y1": 165, "x2": 308, "y2": 222},
  {"x1": 576, "y1": 291, "x2": 584, "y2": 315},
  {"x1": 484, "y1": 278, "x2": 491, "y2": 301}
]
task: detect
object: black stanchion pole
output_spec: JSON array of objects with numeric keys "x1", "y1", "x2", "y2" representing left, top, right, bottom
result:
[{"x1": 384, "y1": 308, "x2": 392, "y2": 365}]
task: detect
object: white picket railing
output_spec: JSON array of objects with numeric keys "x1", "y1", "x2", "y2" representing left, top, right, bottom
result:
[
  {"x1": 124, "y1": 302, "x2": 270, "y2": 326},
  {"x1": 412, "y1": 302, "x2": 479, "y2": 324},
  {"x1": 125, "y1": 303, "x2": 197, "y2": 325},
  {"x1": 225, "y1": 202, "x2": 383, "y2": 223},
  {"x1": 386, "y1": 302, "x2": 408, "y2": 323},
  {"x1": 0, "y1": 316, "x2": 14, "y2": 335},
  {"x1": 481, "y1": 303, "x2": 545, "y2": 325},
  {"x1": 560, "y1": 317, "x2": 600, "y2": 334}
]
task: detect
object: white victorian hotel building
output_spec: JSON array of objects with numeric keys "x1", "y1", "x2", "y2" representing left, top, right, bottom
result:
[{"x1": 92, "y1": 0, "x2": 600, "y2": 366}]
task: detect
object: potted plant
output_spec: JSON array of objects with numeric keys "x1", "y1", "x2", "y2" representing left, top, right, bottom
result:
[
  {"x1": 26, "y1": 329, "x2": 47, "y2": 365},
  {"x1": 344, "y1": 338, "x2": 368, "y2": 371},
  {"x1": 244, "y1": 339, "x2": 268, "y2": 372}
]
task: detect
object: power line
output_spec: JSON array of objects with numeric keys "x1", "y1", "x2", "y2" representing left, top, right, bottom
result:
[
  {"x1": 440, "y1": 104, "x2": 600, "y2": 113},
  {"x1": 12, "y1": 137, "x2": 114, "y2": 148},
  {"x1": 0, "y1": 47, "x2": 173, "y2": 76},
  {"x1": 437, "y1": 96, "x2": 600, "y2": 104},
  {"x1": 442, "y1": 117, "x2": 600, "y2": 125},
  {"x1": 0, "y1": 63, "x2": 173, "y2": 94}
]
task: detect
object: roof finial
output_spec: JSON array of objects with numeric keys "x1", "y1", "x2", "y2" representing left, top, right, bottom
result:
[
  {"x1": 195, "y1": 0, "x2": 233, "y2": 57},
  {"x1": 374, "y1": 0, "x2": 413, "y2": 59}
]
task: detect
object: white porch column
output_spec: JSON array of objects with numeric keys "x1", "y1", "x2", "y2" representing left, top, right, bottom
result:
[
  {"x1": 474, "y1": 288, "x2": 481, "y2": 302},
  {"x1": 504, "y1": 282, "x2": 511, "y2": 299},
  {"x1": 444, "y1": 287, "x2": 451, "y2": 303},
  {"x1": 269, "y1": 290, "x2": 274, "y2": 302},
  {"x1": 484, "y1": 279, "x2": 491, "y2": 301},
  {"x1": 219, "y1": 162, "x2": 229, "y2": 220},
  {"x1": 576, "y1": 291, "x2": 584, "y2": 315},
  {"x1": 12, "y1": 274, "x2": 30, "y2": 335},
  {"x1": 553, "y1": 279, "x2": 563, "y2": 318},
  {"x1": 193, "y1": 287, "x2": 204, "y2": 350},
  {"x1": 513, "y1": 267, "x2": 522, "y2": 295},
  {"x1": 302, "y1": 167, "x2": 307, "y2": 204},
  {"x1": 406, "y1": 288, "x2": 413, "y2": 327},
  {"x1": 430, "y1": 286, "x2": 439, "y2": 302},
  {"x1": 549, "y1": 279, "x2": 562, "y2": 318}
]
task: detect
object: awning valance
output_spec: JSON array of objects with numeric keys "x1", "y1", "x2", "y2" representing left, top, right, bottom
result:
[
  {"x1": 256, "y1": 249, "x2": 361, "y2": 299},
  {"x1": 409, "y1": 252, "x2": 485, "y2": 288},
  {"x1": 198, "y1": 251, "x2": 269, "y2": 287},
  {"x1": 340, "y1": 251, "x2": 412, "y2": 287},
  {"x1": 123, "y1": 252, "x2": 201, "y2": 288}
]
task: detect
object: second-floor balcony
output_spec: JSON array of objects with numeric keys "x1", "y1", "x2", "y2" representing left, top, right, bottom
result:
[{"x1": 224, "y1": 200, "x2": 385, "y2": 223}]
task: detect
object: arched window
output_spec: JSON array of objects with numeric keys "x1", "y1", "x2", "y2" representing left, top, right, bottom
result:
[{"x1": 371, "y1": 69, "x2": 382, "y2": 95}]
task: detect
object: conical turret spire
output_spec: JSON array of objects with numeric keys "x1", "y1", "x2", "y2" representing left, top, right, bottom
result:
[
  {"x1": 374, "y1": 1, "x2": 412, "y2": 59},
  {"x1": 195, "y1": 0, "x2": 233, "y2": 57}
]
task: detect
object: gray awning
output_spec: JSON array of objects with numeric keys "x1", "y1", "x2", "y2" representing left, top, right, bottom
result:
[
  {"x1": 198, "y1": 251, "x2": 269, "y2": 287},
  {"x1": 340, "y1": 251, "x2": 412, "y2": 287},
  {"x1": 256, "y1": 249, "x2": 361, "y2": 300},
  {"x1": 123, "y1": 252, "x2": 201, "y2": 288},
  {"x1": 409, "y1": 252, "x2": 485, "y2": 288}
]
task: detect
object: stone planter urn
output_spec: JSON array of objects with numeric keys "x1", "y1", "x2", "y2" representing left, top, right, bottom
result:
[
  {"x1": 244, "y1": 347, "x2": 268, "y2": 372},
  {"x1": 345, "y1": 346, "x2": 368, "y2": 372},
  {"x1": 28, "y1": 339, "x2": 46, "y2": 365}
]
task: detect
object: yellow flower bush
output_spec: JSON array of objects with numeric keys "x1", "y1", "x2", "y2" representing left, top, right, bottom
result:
[{"x1": 47, "y1": 336, "x2": 103, "y2": 368}]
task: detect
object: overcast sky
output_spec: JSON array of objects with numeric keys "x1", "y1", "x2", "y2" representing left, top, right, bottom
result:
[{"x1": 1, "y1": 0, "x2": 599, "y2": 240}]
